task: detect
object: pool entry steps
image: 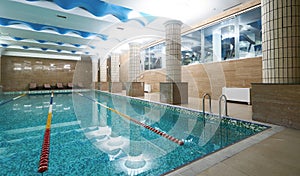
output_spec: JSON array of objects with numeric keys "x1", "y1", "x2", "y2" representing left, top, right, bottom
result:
[
  {"x1": 38, "y1": 91, "x2": 54, "y2": 173},
  {"x1": 202, "y1": 93, "x2": 228, "y2": 120},
  {"x1": 76, "y1": 92, "x2": 184, "y2": 146}
]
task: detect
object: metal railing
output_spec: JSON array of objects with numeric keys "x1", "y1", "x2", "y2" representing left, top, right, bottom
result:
[
  {"x1": 218, "y1": 94, "x2": 228, "y2": 118},
  {"x1": 202, "y1": 93, "x2": 212, "y2": 124}
]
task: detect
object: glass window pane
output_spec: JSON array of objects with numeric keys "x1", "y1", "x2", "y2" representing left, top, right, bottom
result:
[
  {"x1": 142, "y1": 43, "x2": 165, "y2": 70},
  {"x1": 181, "y1": 29, "x2": 201, "y2": 65},
  {"x1": 220, "y1": 18, "x2": 236, "y2": 60},
  {"x1": 204, "y1": 24, "x2": 217, "y2": 63},
  {"x1": 238, "y1": 7, "x2": 262, "y2": 58}
]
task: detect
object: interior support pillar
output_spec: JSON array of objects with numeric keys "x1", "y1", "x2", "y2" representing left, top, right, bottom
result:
[
  {"x1": 252, "y1": 0, "x2": 300, "y2": 129},
  {"x1": 160, "y1": 20, "x2": 188, "y2": 104}
]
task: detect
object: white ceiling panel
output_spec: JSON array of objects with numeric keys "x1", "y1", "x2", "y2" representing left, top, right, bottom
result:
[{"x1": 0, "y1": 0, "x2": 253, "y2": 60}]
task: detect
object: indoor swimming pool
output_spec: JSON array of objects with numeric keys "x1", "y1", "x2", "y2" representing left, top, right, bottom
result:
[{"x1": 0, "y1": 90, "x2": 269, "y2": 175}]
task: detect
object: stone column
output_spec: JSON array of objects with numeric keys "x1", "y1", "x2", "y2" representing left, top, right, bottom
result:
[
  {"x1": 91, "y1": 57, "x2": 99, "y2": 89},
  {"x1": 261, "y1": 0, "x2": 300, "y2": 83},
  {"x1": 99, "y1": 57, "x2": 109, "y2": 91},
  {"x1": 100, "y1": 58, "x2": 107, "y2": 82},
  {"x1": 160, "y1": 20, "x2": 188, "y2": 104},
  {"x1": 252, "y1": 0, "x2": 300, "y2": 129},
  {"x1": 165, "y1": 20, "x2": 182, "y2": 82},
  {"x1": 109, "y1": 53, "x2": 122, "y2": 93},
  {"x1": 111, "y1": 53, "x2": 120, "y2": 82},
  {"x1": 128, "y1": 43, "x2": 141, "y2": 82},
  {"x1": 126, "y1": 43, "x2": 144, "y2": 97}
]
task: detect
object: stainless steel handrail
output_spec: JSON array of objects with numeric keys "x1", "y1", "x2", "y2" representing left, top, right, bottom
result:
[
  {"x1": 219, "y1": 94, "x2": 228, "y2": 118},
  {"x1": 202, "y1": 93, "x2": 212, "y2": 124},
  {"x1": 202, "y1": 93, "x2": 212, "y2": 115}
]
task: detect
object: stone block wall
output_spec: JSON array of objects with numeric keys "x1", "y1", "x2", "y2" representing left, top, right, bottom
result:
[
  {"x1": 160, "y1": 82, "x2": 188, "y2": 104},
  {"x1": 126, "y1": 82, "x2": 144, "y2": 97},
  {"x1": 135, "y1": 57, "x2": 262, "y2": 99},
  {"x1": 252, "y1": 83, "x2": 300, "y2": 129},
  {"x1": 1, "y1": 56, "x2": 76, "y2": 91}
]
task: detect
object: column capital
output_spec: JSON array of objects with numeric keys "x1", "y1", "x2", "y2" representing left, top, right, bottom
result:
[
  {"x1": 128, "y1": 42, "x2": 141, "y2": 47},
  {"x1": 110, "y1": 52, "x2": 120, "y2": 57},
  {"x1": 90, "y1": 55, "x2": 100, "y2": 62},
  {"x1": 164, "y1": 20, "x2": 183, "y2": 27}
]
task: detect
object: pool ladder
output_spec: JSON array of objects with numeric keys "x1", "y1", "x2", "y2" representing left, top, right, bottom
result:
[
  {"x1": 202, "y1": 93, "x2": 228, "y2": 148},
  {"x1": 202, "y1": 93, "x2": 228, "y2": 120},
  {"x1": 218, "y1": 94, "x2": 228, "y2": 118}
]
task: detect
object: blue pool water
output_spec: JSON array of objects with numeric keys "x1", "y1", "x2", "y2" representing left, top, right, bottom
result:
[{"x1": 0, "y1": 90, "x2": 269, "y2": 175}]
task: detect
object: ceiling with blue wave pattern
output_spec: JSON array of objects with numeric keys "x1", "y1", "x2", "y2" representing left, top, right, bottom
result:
[
  {"x1": 0, "y1": 0, "x2": 157, "y2": 58},
  {"x1": 26, "y1": 0, "x2": 133, "y2": 22},
  {"x1": 0, "y1": 0, "x2": 251, "y2": 60}
]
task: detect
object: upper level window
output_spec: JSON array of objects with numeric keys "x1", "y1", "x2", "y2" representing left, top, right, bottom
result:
[
  {"x1": 142, "y1": 43, "x2": 165, "y2": 70},
  {"x1": 142, "y1": 6, "x2": 262, "y2": 68},
  {"x1": 239, "y1": 7, "x2": 262, "y2": 58}
]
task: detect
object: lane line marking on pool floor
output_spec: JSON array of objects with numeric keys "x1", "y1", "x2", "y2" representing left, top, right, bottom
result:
[
  {"x1": 0, "y1": 94, "x2": 26, "y2": 106},
  {"x1": 76, "y1": 92, "x2": 184, "y2": 146},
  {"x1": 38, "y1": 91, "x2": 54, "y2": 173}
]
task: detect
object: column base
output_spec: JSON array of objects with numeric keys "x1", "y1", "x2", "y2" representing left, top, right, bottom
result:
[
  {"x1": 109, "y1": 82, "x2": 123, "y2": 93},
  {"x1": 126, "y1": 82, "x2": 144, "y2": 97},
  {"x1": 252, "y1": 83, "x2": 300, "y2": 129},
  {"x1": 99, "y1": 82, "x2": 109, "y2": 91},
  {"x1": 160, "y1": 82, "x2": 188, "y2": 105}
]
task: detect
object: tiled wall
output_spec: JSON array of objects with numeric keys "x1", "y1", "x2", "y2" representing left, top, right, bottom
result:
[
  {"x1": 261, "y1": 0, "x2": 300, "y2": 83},
  {"x1": 73, "y1": 56, "x2": 92, "y2": 88},
  {"x1": 136, "y1": 57, "x2": 262, "y2": 99},
  {"x1": 138, "y1": 69, "x2": 166, "y2": 91},
  {"x1": 1, "y1": 56, "x2": 77, "y2": 91}
]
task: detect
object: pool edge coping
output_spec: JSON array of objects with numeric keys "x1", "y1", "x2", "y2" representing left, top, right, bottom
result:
[{"x1": 96, "y1": 90, "x2": 271, "y2": 128}]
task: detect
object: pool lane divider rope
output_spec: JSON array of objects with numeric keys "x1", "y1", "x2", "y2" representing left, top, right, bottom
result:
[
  {"x1": 76, "y1": 93, "x2": 184, "y2": 146},
  {"x1": 38, "y1": 91, "x2": 54, "y2": 173},
  {"x1": 0, "y1": 94, "x2": 26, "y2": 106}
]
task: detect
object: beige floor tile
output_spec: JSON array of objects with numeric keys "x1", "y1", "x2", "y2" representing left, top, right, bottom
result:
[
  {"x1": 224, "y1": 149, "x2": 296, "y2": 175},
  {"x1": 197, "y1": 162, "x2": 249, "y2": 176}
]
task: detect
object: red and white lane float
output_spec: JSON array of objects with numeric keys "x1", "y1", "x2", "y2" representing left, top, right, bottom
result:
[
  {"x1": 38, "y1": 91, "x2": 54, "y2": 173},
  {"x1": 76, "y1": 93, "x2": 184, "y2": 146}
]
